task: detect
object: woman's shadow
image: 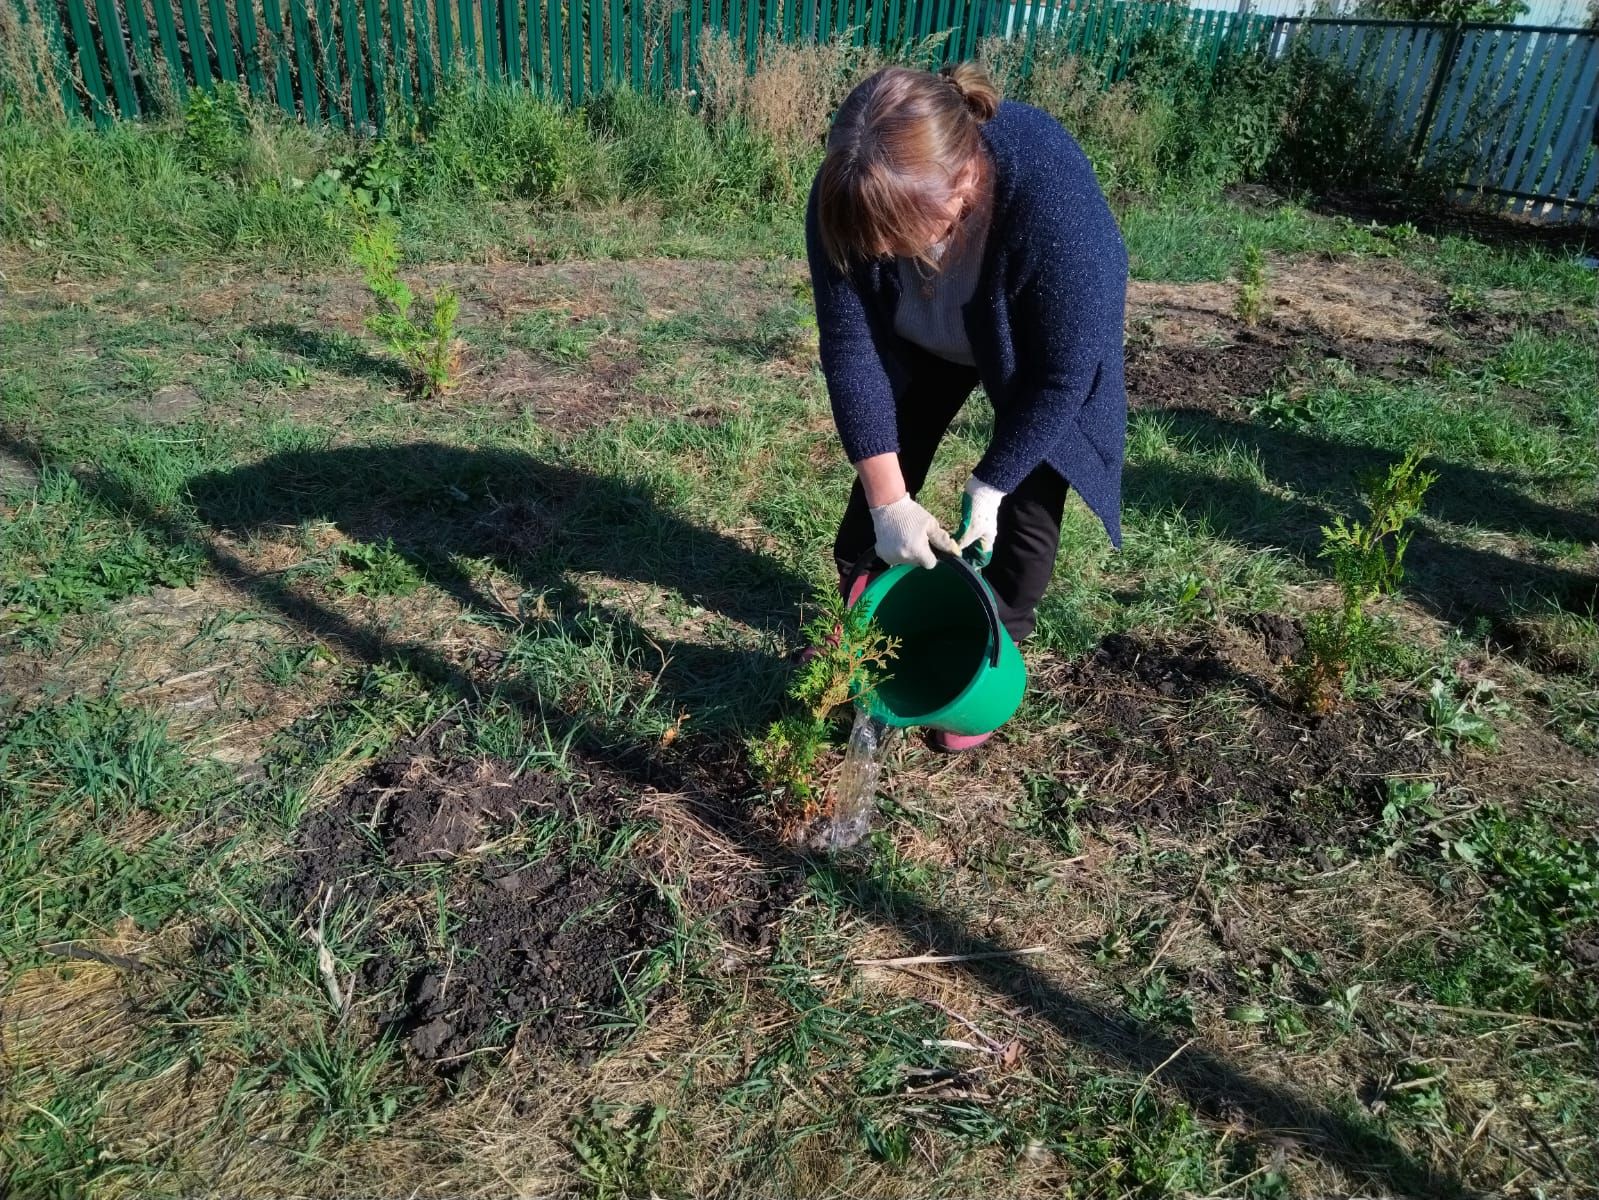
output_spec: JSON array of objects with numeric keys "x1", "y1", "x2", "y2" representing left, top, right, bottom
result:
[{"x1": 189, "y1": 441, "x2": 814, "y2": 748}]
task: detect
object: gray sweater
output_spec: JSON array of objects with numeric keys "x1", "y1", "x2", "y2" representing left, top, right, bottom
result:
[{"x1": 893, "y1": 210, "x2": 989, "y2": 366}]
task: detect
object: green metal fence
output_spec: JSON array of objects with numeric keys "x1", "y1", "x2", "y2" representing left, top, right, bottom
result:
[{"x1": 11, "y1": 0, "x2": 1271, "y2": 130}]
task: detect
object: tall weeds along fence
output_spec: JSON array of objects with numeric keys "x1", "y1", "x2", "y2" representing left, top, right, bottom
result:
[
  {"x1": 5, "y1": 0, "x2": 1278, "y2": 129},
  {"x1": 4, "y1": 0, "x2": 1596, "y2": 222},
  {"x1": 1272, "y1": 16, "x2": 1598, "y2": 222}
]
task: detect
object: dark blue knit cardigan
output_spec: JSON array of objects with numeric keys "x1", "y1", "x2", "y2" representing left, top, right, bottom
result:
[{"x1": 806, "y1": 100, "x2": 1128, "y2": 545}]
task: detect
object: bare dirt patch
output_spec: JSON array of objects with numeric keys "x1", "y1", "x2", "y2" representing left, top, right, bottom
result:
[
  {"x1": 264, "y1": 745, "x2": 798, "y2": 1073},
  {"x1": 1124, "y1": 256, "x2": 1459, "y2": 415},
  {"x1": 1125, "y1": 332, "x2": 1293, "y2": 414},
  {"x1": 0, "y1": 443, "x2": 41, "y2": 492},
  {"x1": 125, "y1": 384, "x2": 205, "y2": 425},
  {"x1": 475, "y1": 347, "x2": 651, "y2": 431},
  {"x1": 1033, "y1": 626, "x2": 1447, "y2": 857},
  {"x1": 1130, "y1": 255, "x2": 1445, "y2": 350},
  {"x1": 265, "y1": 752, "x2": 666, "y2": 1070},
  {"x1": 0, "y1": 578, "x2": 325, "y2": 774}
]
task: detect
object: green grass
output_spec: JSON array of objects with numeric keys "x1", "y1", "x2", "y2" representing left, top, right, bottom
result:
[
  {"x1": 0, "y1": 92, "x2": 804, "y2": 280},
  {"x1": 1, "y1": 468, "x2": 202, "y2": 646},
  {"x1": 1121, "y1": 192, "x2": 1350, "y2": 281},
  {"x1": 0, "y1": 694, "x2": 226, "y2": 952}
]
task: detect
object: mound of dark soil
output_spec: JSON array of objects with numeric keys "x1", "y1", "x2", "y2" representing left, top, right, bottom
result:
[
  {"x1": 1044, "y1": 628, "x2": 1443, "y2": 856},
  {"x1": 1126, "y1": 337, "x2": 1293, "y2": 414},
  {"x1": 1242, "y1": 612, "x2": 1306, "y2": 665},
  {"x1": 368, "y1": 856, "x2": 665, "y2": 1064},
  {"x1": 268, "y1": 753, "x2": 669, "y2": 1071},
  {"x1": 263, "y1": 746, "x2": 803, "y2": 1072}
]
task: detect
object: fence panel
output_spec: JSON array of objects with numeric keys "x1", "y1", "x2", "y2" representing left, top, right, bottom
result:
[
  {"x1": 1509, "y1": 32, "x2": 1598, "y2": 213},
  {"x1": 1539, "y1": 40, "x2": 1599, "y2": 202},
  {"x1": 1280, "y1": 15, "x2": 1597, "y2": 222}
]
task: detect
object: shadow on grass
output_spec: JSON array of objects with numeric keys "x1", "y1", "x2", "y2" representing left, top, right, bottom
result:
[
  {"x1": 186, "y1": 441, "x2": 804, "y2": 729},
  {"x1": 1, "y1": 429, "x2": 1474, "y2": 1199},
  {"x1": 1312, "y1": 188, "x2": 1597, "y2": 257},
  {"x1": 1127, "y1": 408, "x2": 1599, "y2": 623},
  {"x1": 250, "y1": 322, "x2": 414, "y2": 388}
]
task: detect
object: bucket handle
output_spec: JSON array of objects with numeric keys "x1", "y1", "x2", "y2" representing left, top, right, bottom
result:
[{"x1": 843, "y1": 547, "x2": 1003, "y2": 669}]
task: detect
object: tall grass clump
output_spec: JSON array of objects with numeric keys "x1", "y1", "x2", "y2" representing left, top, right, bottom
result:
[
  {"x1": 0, "y1": 0, "x2": 65, "y2": 125},
  {"x1": 586, "y1": 84, "x2": 786, "y2": 212},
  {"x1": 417, "y1": 85, "x2": 595, "y2": 201},
  {"x1": 0, "y1": 92, "x2": 348, "y2": 269},
  {"x1": 697, "y1": 31, "x2": 869, "y2": 195},
  {"x1": 988, "y1": 21, "x2": 1422, "y2": 205},
  {"x1": 985, "y1": 24, "x2": 1289, "y2": 196},
  {"x1": 1, "y1": 21, "x2": 1431, "y2": 275},
  {"x1": 984, "y1": 36, "x2": 1167, "y2": 195}
]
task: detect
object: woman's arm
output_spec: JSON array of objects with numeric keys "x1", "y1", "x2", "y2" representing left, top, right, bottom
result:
[
  {"x1": 805, "y1": 179, "x2": 902, "y2": 467},
  {"x1": 855, "y1": 453, "x2": 908, "y2": 507}
]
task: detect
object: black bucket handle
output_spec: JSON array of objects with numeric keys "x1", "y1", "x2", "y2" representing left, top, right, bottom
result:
[{"x1": 843, "y1": 547, "x2": 1003, "y2": 669}]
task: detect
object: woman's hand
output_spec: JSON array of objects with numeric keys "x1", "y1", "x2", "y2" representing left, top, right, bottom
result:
[
  {"x1": 856, "y1": 453, "x2": 956, "y2": 569},
  {"x1": 956, "y1": 477, "x2": 1006, "y2": 564},
  {"x1": 870, "y1": 496, "x2": 958, "y2": 569}
]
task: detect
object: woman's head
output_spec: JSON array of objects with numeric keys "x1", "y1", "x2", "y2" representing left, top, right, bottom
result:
[{"x1": 816, "y1": 62, "x2": 1000, "y2": 272}]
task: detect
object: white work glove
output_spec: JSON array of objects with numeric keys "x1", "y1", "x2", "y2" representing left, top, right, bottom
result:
[
  {"x1": 870, "y1": 495, "x2": 958, "y2": 570},
  {"x1": 957, "y1": 477, "x2": 1006, "y2": 565}
]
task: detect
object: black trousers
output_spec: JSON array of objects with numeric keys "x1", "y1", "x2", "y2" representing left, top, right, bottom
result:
[{"x1": 832, "y1": 348, "x2": 1070, "y2": 644}]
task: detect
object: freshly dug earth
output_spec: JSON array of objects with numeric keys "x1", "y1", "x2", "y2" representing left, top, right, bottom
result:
[
  {"x1": 269, "y1": 752, "x2": 669, "y2": 1070},
  {"x1": 1123, "y1": 326, "x2": 1437, "y2": 417},
  {"x1": 1036, "y1": 626, "x2": 1447, "y2": 857}
]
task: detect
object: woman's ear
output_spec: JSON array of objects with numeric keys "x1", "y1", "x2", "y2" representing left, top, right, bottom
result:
[{"x1": 953, "y1": 153, "x2": 985, "y2": 207}]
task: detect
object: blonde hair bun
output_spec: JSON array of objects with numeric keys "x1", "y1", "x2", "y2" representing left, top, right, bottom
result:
[{"x1": 941, "y1": 62, "x2": 1000, "y2": 123}]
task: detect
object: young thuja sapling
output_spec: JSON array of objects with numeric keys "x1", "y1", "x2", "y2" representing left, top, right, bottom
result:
[
  {"x1": 1234, "y1": 244, "x2": 1268, "y2": 327},
  {"x1": 350, "y1": 218, "x2": 462, "y2": 398},
  {"x1": 1292, "y1": 446, "x2": 1437, "y2": 713},
  {"x1": 751, "y1": 588, "x2": 898, "y2": 839}
]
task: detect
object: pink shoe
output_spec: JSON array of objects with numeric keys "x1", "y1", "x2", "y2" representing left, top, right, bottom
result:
[
  {"x1": 931, "y1": 729, "x2": 994, "y2": 753},
  {"x1": 843, "y1": 570, "x2": 875, "y2": 607}
]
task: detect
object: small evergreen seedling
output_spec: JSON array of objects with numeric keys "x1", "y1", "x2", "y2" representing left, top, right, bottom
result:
[
  {"x1": 1235, "y1": 245, "x2": 1268, "y2": 327},
  {"x1": 751, "y1": 589, "x2": 897, "y2": 825},
  {"x1": 350, "y1": 219, "x2": 461, "y2": 398},
  {"x1": 1293, "y1": 446, "x2": 1436, "y2": 712}
]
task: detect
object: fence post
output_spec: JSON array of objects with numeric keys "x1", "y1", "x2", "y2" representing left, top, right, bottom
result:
[{"x1": 1410, "y1": 20, "x2": 1463, "y2": 163}]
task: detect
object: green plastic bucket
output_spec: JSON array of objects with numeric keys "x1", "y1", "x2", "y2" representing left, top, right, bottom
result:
[{"x1": 848, "y1": 550, "x2": 1026, "y2": 736}]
